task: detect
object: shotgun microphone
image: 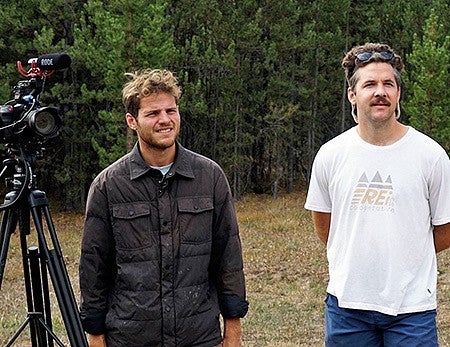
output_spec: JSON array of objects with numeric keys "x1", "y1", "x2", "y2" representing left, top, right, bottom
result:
[{"x1": 36, "y1": 53, "x2": 72, "y2": 70}]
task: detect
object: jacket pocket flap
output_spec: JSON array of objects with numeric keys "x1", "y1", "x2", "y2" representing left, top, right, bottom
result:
[
  {"x1": 178, "y1": 197, "x2": 213, "y2": 213},
  {"x1": 112, "y1": 202, "x2": 150, "y2": 219}
]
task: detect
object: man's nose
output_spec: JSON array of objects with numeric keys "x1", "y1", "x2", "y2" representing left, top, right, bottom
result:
[
  {"x1": 374, "y1": 84, "x2": 387, "y2": 97},
  {"x1": 158, "y1": 111, "x2": 171, "y2": 122}
]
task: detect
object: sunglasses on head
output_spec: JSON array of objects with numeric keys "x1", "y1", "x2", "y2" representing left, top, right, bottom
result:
[{"x1": 355, "y1": 50, "x2": 394, "y2": 62}]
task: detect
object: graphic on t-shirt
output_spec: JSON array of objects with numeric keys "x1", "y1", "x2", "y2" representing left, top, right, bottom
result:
[{"x1": 350, "y1": 171, "x2": 394, "y2": 212}]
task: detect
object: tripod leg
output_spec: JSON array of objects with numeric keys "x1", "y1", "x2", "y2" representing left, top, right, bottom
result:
[
  {"x1": 5, "y1": 316, "x2": 32, "y2": 347},
  {"x1": 0, "y1": 190, "x2": 22, "y2": 288},
  {"x1": 0, "y1": 195, "x2": 42, "y2": 346},
  {"x1": 0, "y1": 208, "x2": 15, "y2": 288},
  {"x1": 29, "y1": 246, "x2": 49, "y2": 346},
  {"x1": 6, "y1": 246, "x2": 54, "y2": 347},
  {"x1": 18, "y1": 207, "x2": 41, "y2": 347},
  {"x1": 29, "y1": 190, "x2": 88, "y2": 347},
  {"x1": 6, "y1": 312, "x2": 66, "y2": 347},
  {"x1": 0, "y1": 202, "x2": 39, "y2": 346}
]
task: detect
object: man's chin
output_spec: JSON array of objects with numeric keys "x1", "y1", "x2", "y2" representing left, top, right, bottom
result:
[{"x1": 150, "y1": 140, "x2": 176, "y2": 151}]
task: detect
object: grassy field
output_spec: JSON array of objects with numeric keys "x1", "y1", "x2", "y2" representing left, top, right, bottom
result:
[{"x1": 1, "y1": 192, "x2": 450, "y2": 346}]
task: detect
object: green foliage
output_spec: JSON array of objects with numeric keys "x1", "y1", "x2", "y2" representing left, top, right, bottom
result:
[
  {"x1": 403, "y1": 9, "x2": 450, "y2": 152},
  {"x1": 0, "y1": 0, "x2": 449, "y2": 208},
  {"x1": 72, "y1": 0, "x2": 174, "y2": 168},
  {"x1": 91, "y1": 110, "x2": 128, "y2": 168}
]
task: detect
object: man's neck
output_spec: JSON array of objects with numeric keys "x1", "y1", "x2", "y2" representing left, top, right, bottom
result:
[
  {"x1": 356, "y1": 121, "x2": 408, "y2": 146},
  {"x1": 140, "y1": 143, "x2": 176, "y2": 167}
]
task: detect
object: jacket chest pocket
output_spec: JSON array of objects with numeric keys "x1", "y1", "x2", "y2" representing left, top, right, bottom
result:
[
  {"x1": 112, "y1": 202, "x2": 153, "y2": 250},
  {"x1": 177, "y1": 197, "x2": 214, "y2": 243}
]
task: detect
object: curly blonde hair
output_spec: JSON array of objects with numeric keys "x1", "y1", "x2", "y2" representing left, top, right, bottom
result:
[{"x1": 122, "y1": 69, "x2": 182, "y2": 117}]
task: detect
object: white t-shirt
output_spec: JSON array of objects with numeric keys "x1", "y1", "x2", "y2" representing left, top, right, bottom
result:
[{"x1": 305, "y1": 126, "x2": 450, "y2": 315}]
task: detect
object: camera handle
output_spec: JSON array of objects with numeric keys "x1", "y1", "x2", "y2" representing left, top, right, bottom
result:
[{"x1": 0, "y1": 165, "x2": 87, "y2": 346}]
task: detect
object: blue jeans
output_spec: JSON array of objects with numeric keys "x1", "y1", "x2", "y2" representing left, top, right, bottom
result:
[{"x1": 325, "y1": 294, "x2": 438, "y2": 347}]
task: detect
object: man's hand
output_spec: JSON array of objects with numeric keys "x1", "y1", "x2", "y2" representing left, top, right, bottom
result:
[
  {"x1": 223, "y1": 318, "x2": 242, "y2": 347},
  {"x1": 87, "y1": 334, "x2": 107, "y2": 347}
]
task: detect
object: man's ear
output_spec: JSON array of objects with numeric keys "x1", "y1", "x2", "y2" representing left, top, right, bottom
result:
[
  {"x1": 126, "y1": 113, "x2": 136, "y2": 130},
  {"x1": 347, "y1": 87, "x2": 356, "y2": 103}
]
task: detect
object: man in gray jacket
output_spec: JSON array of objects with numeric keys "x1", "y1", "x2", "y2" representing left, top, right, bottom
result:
[{"x1": 79, "y1": 69, "x2": 248, "y2": 347}]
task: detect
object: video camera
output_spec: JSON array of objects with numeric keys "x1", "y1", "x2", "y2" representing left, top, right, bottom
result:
[{"x1": 0, "y1": 53, "x2": 71, "y2": 154}]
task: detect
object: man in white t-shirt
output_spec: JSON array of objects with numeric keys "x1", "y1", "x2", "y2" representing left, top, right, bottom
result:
[{"x1": 304, "y1": 42, "x2": 450, "y2": 346}]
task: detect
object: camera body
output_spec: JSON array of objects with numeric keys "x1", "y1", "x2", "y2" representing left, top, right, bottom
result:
[
  {"x1": 0, "y1": 54, "x2": 70, "y2": 152},
  {"x1": 0, "y1": 79, "x2": 61, "y2": 145}
]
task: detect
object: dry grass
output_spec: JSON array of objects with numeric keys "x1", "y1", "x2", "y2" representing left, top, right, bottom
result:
[
  {"x1": 0, "y1": 211, "x2": 84, "y2": 346},
  {"x1": 237, "y1": 193, "x2": 328, "y2": 346},
  {"x1": 1, "y1": 193, "x2": 450, "y2": 346}
]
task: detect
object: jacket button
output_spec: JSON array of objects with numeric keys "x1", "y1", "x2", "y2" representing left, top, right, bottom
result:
[{"x1": 128, "y1": 210, "x2": 135, "y2": 216}]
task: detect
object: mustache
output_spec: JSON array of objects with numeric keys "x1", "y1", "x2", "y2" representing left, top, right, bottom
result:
[{"x1": 371, "y1": 97, "x2": 391, "y2": 106}]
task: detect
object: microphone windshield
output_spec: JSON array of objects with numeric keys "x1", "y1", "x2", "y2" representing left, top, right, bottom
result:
[{"x1": 36, "y1": 53, "x2": 72, "y2": 70}]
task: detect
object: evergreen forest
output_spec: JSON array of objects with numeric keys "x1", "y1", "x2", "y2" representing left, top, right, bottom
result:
[{"x1": 0, "y1": 0, "x2": 449, "y2": 210}]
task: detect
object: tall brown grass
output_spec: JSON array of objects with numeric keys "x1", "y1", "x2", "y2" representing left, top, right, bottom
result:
[{"x1": 1, "y1": 193, "x2": 450, "y2": 346}]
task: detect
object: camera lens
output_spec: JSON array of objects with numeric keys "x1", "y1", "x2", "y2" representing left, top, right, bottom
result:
[
  {"x1": 28, "y1": 107, "x2": 61, "y2": 137},
  {"x1": 35, "y1": 111, "x2": 56, "y2": 134}
]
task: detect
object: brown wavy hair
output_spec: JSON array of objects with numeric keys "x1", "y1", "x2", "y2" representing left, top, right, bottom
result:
[
  {"x1": 342, "y1": 43, "x2": 404, "y2": 90},
  {"x1": 122, "y1": 69, "x2": 182, "y2": 118}
]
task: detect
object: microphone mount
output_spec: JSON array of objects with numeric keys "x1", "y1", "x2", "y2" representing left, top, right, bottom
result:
[
  {"x1": 17, "y1": 53, "x2": 72, "y2": 78},
  {"x1": 17, "y1": 59, "x2": 54, "y2": 78}
]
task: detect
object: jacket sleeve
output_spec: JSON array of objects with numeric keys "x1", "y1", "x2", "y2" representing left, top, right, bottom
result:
[
  {"x1": 79, "y1": 179, "x2": 116, "y2": 334},
  {"x1": 210, "y1": 167, "x2": 249, "y2": 319}
]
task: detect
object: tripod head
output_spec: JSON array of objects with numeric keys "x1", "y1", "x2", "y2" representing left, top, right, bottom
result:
[{"x1": 0, "y1": 147, "x2": 36, "y2": 211}]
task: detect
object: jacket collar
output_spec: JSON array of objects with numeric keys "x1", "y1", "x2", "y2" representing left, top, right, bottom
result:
[{"x1": 129, "y1": 142, "x2": 195, "y2": 180}]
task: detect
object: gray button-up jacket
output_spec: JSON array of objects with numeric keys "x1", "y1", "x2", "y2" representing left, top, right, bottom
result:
[{"x1": 79, "y1": 142, "x2": 248, "y2": 346}]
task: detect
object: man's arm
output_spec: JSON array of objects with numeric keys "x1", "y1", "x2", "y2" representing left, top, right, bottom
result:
[
  {"x1": 87, "y1": 334, "x2": 107, "y2": 347},
  {"x1": 79, "y1": 182, "x2": 115, "y2": 337},
  {"x1": 434, "y1": 223, "x2": 450, "y2": 253},
  {"x1": 222, "y1": 318, "x2": 242, "y2": 347},
  {"x1": 311, "y1": 211, "x2": 331, "y2": 245},
  {"x1": 211, "y1": 168, "x2": 248, "y2": 345}
]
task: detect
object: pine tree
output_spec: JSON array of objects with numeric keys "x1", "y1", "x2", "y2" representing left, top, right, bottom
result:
[
  {"x1": 72, "y1": 0, "x2": 175, "y2": 168},
  {"x1": 403, "y1": 9, "x2": 450, "y2": 152}
]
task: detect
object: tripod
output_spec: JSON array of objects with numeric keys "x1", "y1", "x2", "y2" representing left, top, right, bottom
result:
[{"x1": 0, "y1": 153, "x2": 88, "y2": 346}]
